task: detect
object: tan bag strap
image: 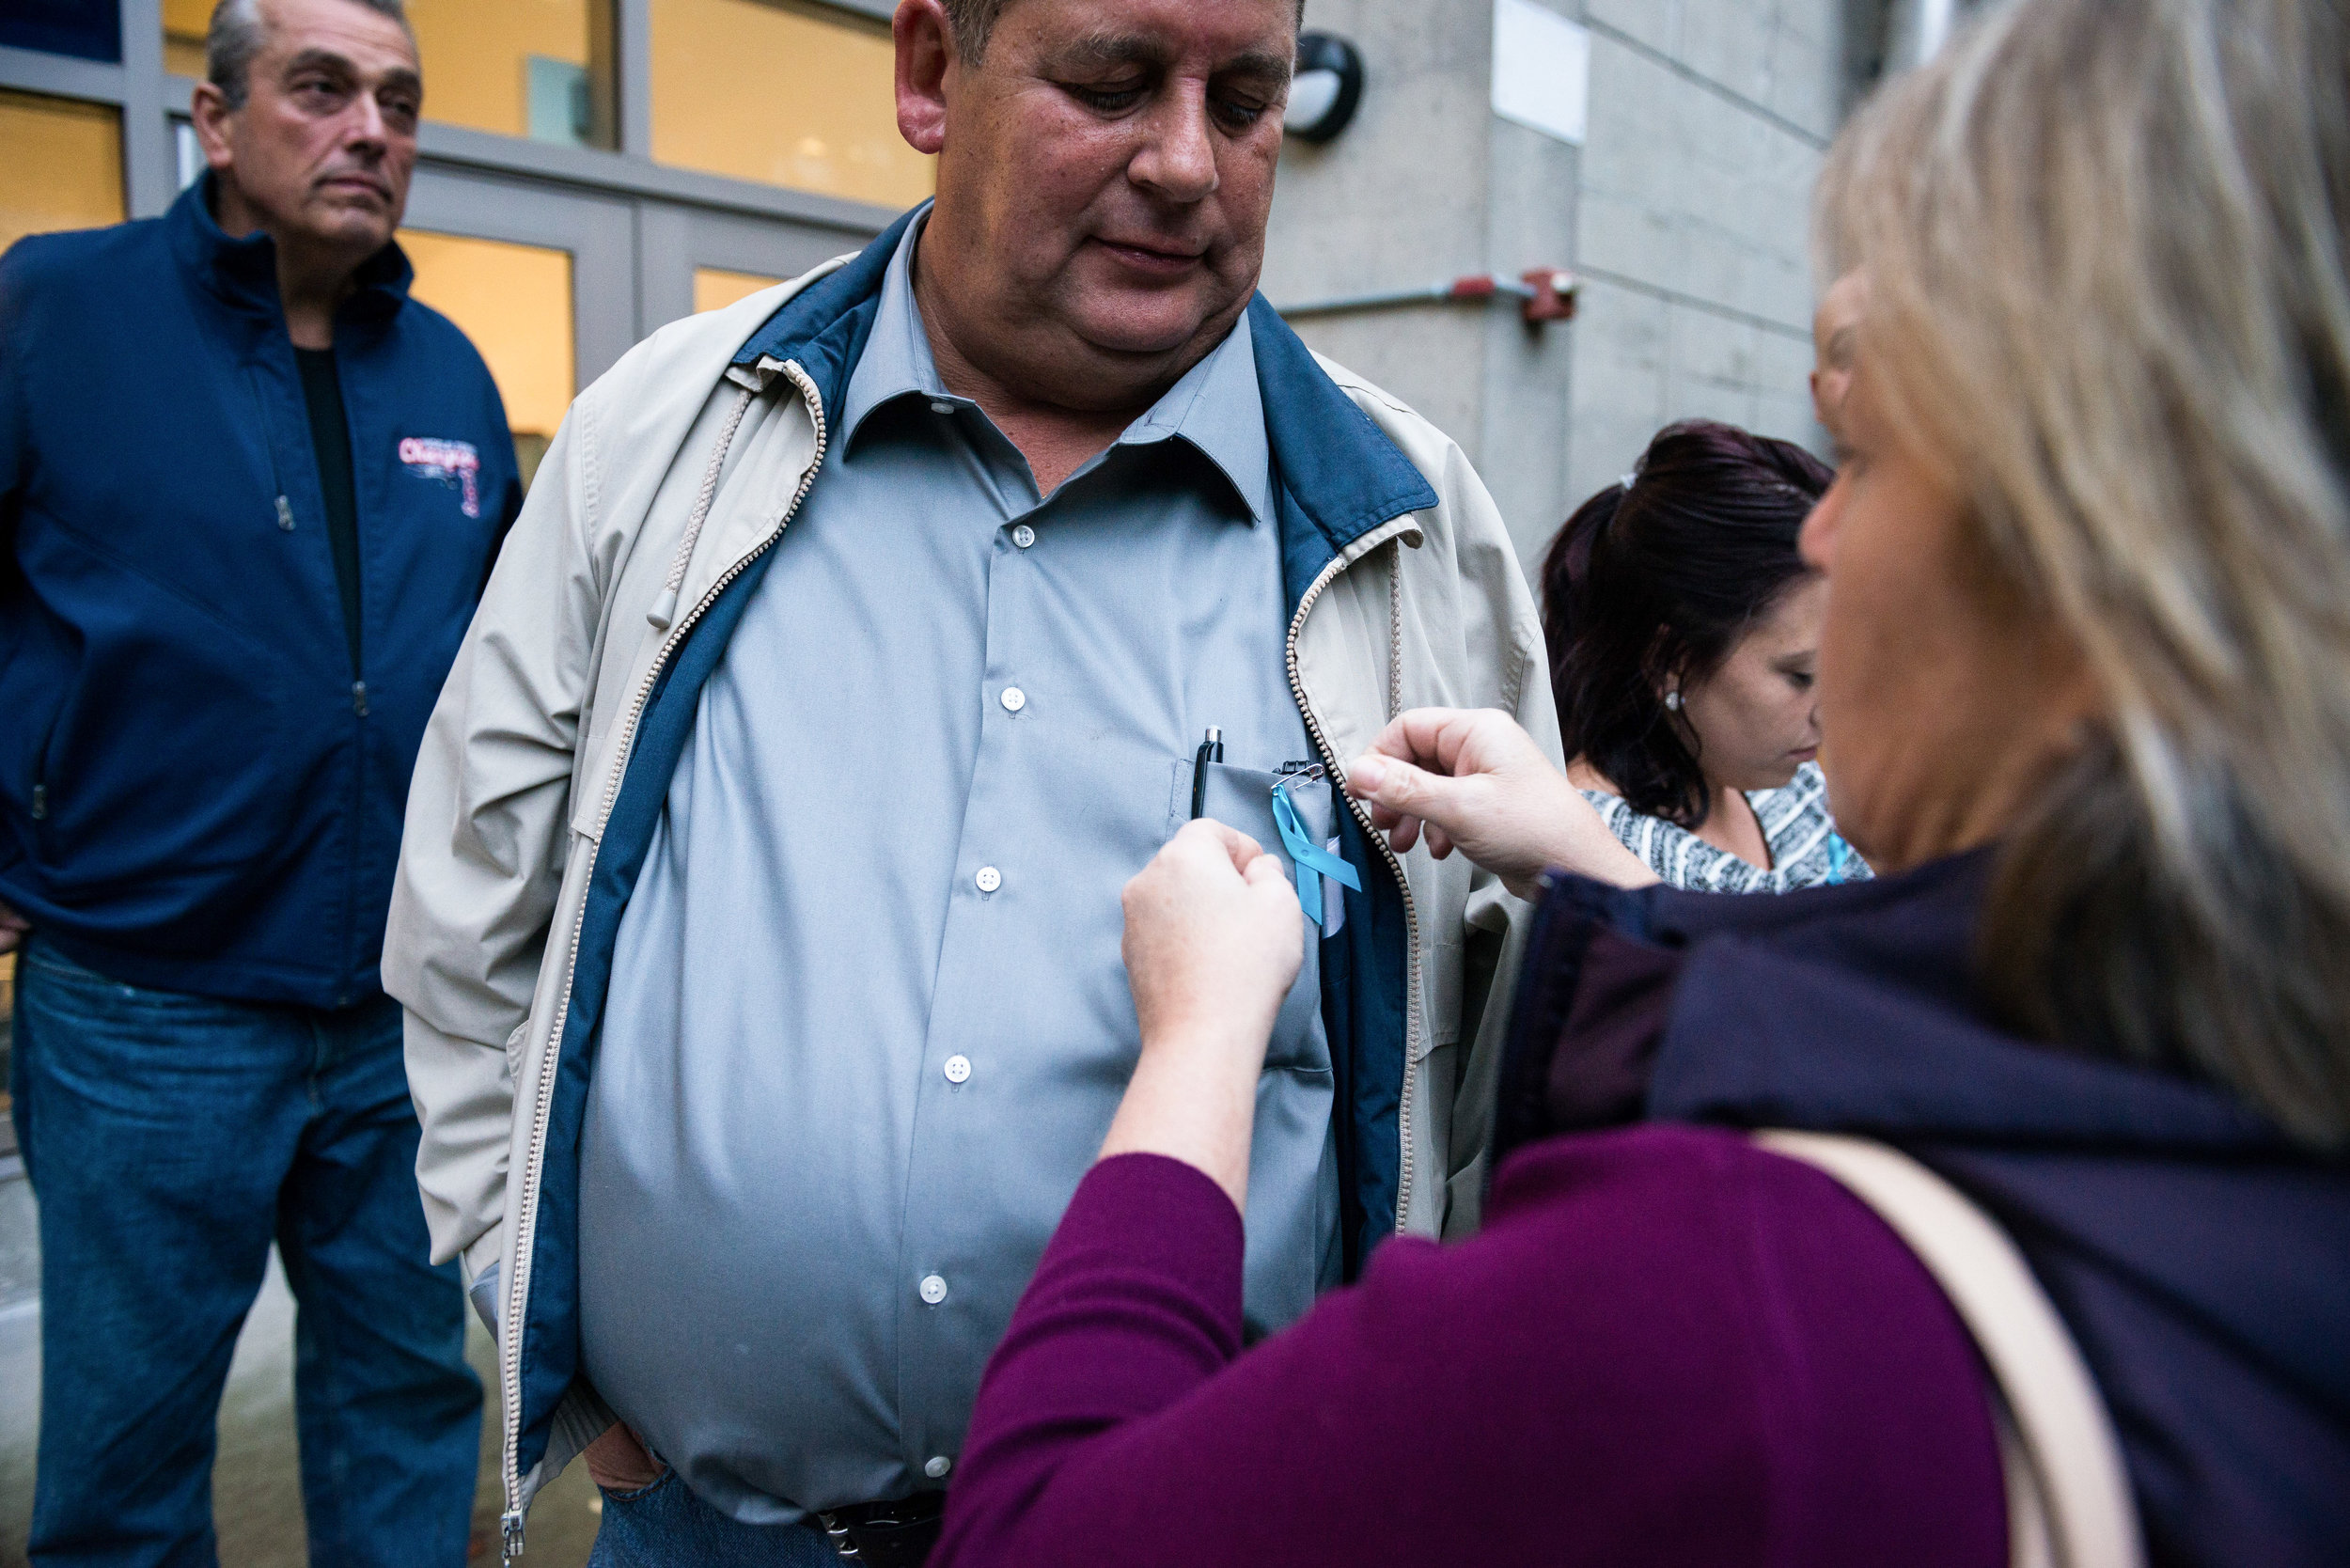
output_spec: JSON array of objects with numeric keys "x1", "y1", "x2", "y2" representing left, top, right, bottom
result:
[{"x1": 1755, "y1": 1130, "x2": 2146, "y2": 1568}]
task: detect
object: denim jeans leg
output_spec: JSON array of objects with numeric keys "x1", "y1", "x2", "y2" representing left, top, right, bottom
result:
[
  {"x1": 586, "y1": 1469, "x2": 842, "y2": 1568},
  {"x1": 13, "y1": 940, "x2": 306, "y2": 1567},
  {"x1": 275, "y1": 993, "x2": 481, "y2": 1568}
]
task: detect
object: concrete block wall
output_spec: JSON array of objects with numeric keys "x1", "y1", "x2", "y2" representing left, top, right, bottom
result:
[
  {"x1": 1264, "y1": 0, "x2": 1854, "y2": 574},
  {"x1": 1260, "y1": 0, "x2": 1515, "y2": 497},
  {"x1": 1566, "y1": 1, "x2": 1837, "y2": 525}
]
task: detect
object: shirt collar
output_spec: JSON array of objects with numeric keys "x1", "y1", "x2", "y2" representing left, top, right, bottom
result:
[
  {"x1": 838, "y1": 214, "x2": 950, "y2": 444},
  {"x1": 1118, "y1": 307, "x2": 1272, "y2": 526},
  {"x1": 839, "y1": 214, "x2": 1274, "y2": 525}
]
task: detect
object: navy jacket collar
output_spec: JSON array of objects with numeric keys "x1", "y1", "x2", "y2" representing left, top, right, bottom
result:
[
  {"x1": 1509, "y1": 850, "x2": 2292, "y2": 1156},
  {"x1": 730, "y1": 205, "x2": 1438, "y2": 605},
  {"x1": 1244, "y1": 291, "x2": 1436, "y2": 560},
  {"x1": 166, "y1": 173, "x2": 414, "y2": 326},
  {"x1": 730, "y1": 203, "x2": 916, "y2": 405}
]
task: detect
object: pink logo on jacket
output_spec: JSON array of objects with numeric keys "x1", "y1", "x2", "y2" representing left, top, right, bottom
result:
[{"x1": 399, "y1": 436, "x2": 482, "y2": 518}]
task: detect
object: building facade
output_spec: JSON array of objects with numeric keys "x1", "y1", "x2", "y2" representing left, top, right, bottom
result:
[
  {"x1": 1, "y1": 0, "x2": 1975, "y2": 566},
  {"x1": 1263, "y1": 0, "x2": 1977, "y2": 569}
]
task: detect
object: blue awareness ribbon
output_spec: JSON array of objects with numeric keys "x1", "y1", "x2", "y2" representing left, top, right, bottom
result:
[
  {"x1": 1826, "y1": 833, "x2": 1854, "y2": 885},
  {"x1": 1272, "y1": 778, "x2": 1362, "y2": 926}
]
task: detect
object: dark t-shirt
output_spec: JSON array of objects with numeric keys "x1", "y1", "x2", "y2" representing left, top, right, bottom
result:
[{"x1": 292, "y1": 345, "x2": 361, "y2": 673}]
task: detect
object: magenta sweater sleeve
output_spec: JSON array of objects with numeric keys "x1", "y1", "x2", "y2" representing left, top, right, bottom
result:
[{"x1": 934, "y1": 1128, "x2": 2006, "y2": 1568}]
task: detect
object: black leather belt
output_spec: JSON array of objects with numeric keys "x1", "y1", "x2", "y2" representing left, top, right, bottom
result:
[{"x1": 817, "y1": 1492, "x2": 945, "y2": 1568}]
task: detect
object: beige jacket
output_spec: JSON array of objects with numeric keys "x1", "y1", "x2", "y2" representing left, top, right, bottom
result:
[{"x1": 384, "y1": 247, "x2": 1560, "y2": 1523}]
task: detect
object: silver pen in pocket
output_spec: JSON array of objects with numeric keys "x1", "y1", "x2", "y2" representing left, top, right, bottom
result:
[{"x1": 1189, "y1": 727, "x2": 1224, "y2": 819}]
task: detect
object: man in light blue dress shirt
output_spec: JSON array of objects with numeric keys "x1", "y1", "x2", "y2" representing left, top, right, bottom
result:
[
  {"x1": 580, "y1": 201, "x2": 1344, "y2": 1531},
  {"x1": 385, "y1": 0, "x2": 1563, "y2": 1560},
  {"x1": 574, "y1": 3, "x2": 1334, "y2": 1559}
]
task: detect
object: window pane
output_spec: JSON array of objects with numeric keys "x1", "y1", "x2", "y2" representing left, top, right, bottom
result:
[
  {"x1": 653, "y1": 0, "x2": 932, "y2": 209},
  {"x1": 2, "y1": 0, "x2": 122, "y2": 64},
  {"x1": 162, "y1": 0, "x2": 206, "y2": 80},
  {"x1": 0, "y1": 89, "x2": 124, "y2": 255},
  {"x1": 695, "y1": 265, "x2": 783, "y2": 315},
  {"x1": 399, "y1": 230, "x2": 575, "y2": 488},
  {"x1": 408, "y1": 0, "x2": 616, "y2": 148},
  {"x1": 166, "y1": 0, "x2": 618, "y2": 149}
]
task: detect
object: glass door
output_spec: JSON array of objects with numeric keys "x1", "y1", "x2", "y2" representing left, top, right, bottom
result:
[
  {"x1": 398, "y1": 230, "x2": 577, "y2": 488},
  {"x1": 648, "y1": 0, "x2": 930, "y2": 208},
  {"x1": 636, "y1": 200, "x2": 870, "y2": 336},
  {"x1": 398, "y1": 165, "x2": 635, "y2": 482}
]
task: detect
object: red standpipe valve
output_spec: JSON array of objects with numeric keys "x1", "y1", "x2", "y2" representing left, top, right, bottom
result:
[{"x1": 1519, "y1": 269, "x2": 1578, "y2": 323}]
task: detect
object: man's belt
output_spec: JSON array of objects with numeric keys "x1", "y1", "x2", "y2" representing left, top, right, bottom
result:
[{"x1": 818, "y1": 1492, "x2": 945, "y2": 1568}]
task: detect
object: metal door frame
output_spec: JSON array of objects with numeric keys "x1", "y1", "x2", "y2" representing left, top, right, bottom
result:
[
  {"x1": 401, "y1": 164, "x2": 640, "y2": 389},
  {"x1": 635, "y1": 202, "x2": 870, "y2": 337}
]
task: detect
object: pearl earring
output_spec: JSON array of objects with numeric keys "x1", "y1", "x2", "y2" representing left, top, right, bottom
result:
[{"x1": 1664, "y1": 690, "x2": 1684, "y2": 712}]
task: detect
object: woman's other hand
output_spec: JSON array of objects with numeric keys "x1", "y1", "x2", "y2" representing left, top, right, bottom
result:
[
  {"x1": 1347, "y1": 709, "x2": 1657, "y2": 898},
  {"x1": 1101, "y1": 820, "x2": 1306, "y2": 1210}
]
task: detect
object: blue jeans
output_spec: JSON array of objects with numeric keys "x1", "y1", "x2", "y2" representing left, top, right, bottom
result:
[
  {"x1": 587, "y1": 1471, "x2": 838, "y2": 1567},
  {"x1": 9, "y1": 939, "x2": 482, "y2": 1566}
]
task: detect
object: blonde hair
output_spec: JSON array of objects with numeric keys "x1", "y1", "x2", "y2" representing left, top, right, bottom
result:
[{"x1": 1817, "y1": 0, "x2": 2350, "y2": 1148}]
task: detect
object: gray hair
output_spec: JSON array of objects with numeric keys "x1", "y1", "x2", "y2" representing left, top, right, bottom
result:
[
  {"x1": 1820, "y1": 0, "x2": 2350, "y2": 1149},
  {"x1": 207, "y1": 0, "x2": 413, "y2": 110},
  {"x1": 938, "y1": 0, "x2": 1302, "y2": 65}
]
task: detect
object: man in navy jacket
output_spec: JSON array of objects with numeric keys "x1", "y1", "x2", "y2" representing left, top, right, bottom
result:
[{"x1": 0, "y1": 0, "x2": 517, "y2": 1559}]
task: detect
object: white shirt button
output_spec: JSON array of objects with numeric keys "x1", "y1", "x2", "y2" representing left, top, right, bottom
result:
[
  {"x1": 999, "y1": 686, "x2": 1026, "y2": 713},
  {"x1": 929, "y1": 399, "x2": 955, "y2": 416},
  {"x1": 975, "y1": 866, "x2": 1002, "y2": 894},
  {"x1": 925, "y1": 1455, "x2": 953, "y2": 1480},
  {"x1": 1011, "y1": 524, "x2": 1036, "y2": 549},
  {"x1": 943, "y1": 1054, "x2": 972, "y2": 1084},
  {"x1": 919, "y1": 1274, "x2": 948, "y2": 1306}
]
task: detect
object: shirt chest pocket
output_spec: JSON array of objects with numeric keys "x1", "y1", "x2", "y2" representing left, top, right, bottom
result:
[{"x1": 1167, "y1": 759, "x2": 1342, "y2": 1074}]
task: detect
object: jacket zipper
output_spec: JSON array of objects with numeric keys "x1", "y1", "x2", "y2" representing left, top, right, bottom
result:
[
  {"x1": 332, "y1": 350, "x2": 368, "y2": 1005},
  {"x1": 28, "y1": 696, "x2": 62, "y2": 825},
  {"x1": 500, "y1": 362, "x2": 829, "y2": 1563},
  {"x1": 247, "y1": 368, "x2": 297, "y2": 538},
  {"x1": 1283, "y1": 524, "x2": 1424, "y2": 1238},
  {"x1": 254, "y1": 360, "x2": 369, "y2": 997}
]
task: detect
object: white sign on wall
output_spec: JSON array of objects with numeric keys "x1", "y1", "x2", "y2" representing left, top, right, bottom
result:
[{"x1": 1491, "y1": 0, "x2": 1591, "y2": 146}]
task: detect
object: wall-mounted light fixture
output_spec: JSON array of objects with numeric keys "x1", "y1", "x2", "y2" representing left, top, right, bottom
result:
[{"x1": 1284, "y1": 33, "x2": 1365, "y2": 143}]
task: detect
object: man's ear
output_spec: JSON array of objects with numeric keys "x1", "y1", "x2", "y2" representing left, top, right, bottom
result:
[
  {"x1": 895, "y1": 0, "x2": 955, "y2": 156},
  {"x1": 189, "y1": 80, "x2": 239, "y2": 174}
]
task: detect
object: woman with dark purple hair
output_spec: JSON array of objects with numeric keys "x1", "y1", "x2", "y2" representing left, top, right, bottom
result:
[{"x1": 1545, "y1": 419, "x2": 1864, "y2": 891}]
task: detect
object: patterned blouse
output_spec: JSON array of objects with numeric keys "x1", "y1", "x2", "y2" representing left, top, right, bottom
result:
[{"x1": 1580, "y1": 761, "x2": 1871, "y2": 894}]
